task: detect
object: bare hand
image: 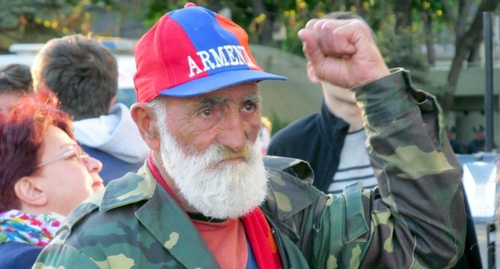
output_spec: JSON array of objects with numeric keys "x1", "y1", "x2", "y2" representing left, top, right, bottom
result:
[{"x1": 298, "y1": 19, "x2": 390, "y2": 89}]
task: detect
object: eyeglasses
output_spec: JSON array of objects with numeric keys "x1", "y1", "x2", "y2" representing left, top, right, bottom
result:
[{"x1": 37, "y1": 144, "x2": 89, "y2": 168}]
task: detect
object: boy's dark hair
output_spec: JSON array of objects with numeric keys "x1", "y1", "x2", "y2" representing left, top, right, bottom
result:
[
  {"x1": 31, "y1": 35, "x2": 118, "y2": 120},
  {"x1": 0, "y1": 63, "x2": 33, "y2": 94}
]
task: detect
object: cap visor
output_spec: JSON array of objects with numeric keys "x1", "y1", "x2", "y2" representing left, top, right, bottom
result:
[{"x1": 158, "y1": 70, "x2": 287, "y2": 97}]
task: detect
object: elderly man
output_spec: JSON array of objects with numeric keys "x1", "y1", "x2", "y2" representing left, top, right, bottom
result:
[{"x1": 34, "y1": 4, "x2": 465, "y2": 268}]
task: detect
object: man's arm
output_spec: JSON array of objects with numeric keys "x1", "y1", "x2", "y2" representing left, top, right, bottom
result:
[
  {"x1": 299, "y1": 19, "x2": 466, "y2": 268},
  {"x1": 357, "y1": 69, "x2": 464, "y2": 268}
]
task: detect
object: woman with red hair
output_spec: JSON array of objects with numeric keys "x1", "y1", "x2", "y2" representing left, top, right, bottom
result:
[{"x1": 0, "y1": 90, "x2": 104, "y2": 268}]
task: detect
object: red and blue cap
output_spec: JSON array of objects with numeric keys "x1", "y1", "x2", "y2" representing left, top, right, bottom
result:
[{"x1": 134, "y1": 3, "x2": 287, "y2": 102}]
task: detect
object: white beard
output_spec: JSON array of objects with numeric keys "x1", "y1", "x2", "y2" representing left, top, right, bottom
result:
[{"x1": 158, "y1": 124, "x2": 268, "y2": 220}]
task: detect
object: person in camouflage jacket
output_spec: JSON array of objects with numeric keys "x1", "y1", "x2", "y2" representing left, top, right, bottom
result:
[{"x1": 33, "y1": 4, "x2": 466, "y2": 269}]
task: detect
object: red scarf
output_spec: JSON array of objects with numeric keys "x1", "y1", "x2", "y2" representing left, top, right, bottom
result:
[
  {"x1": 148, "y1": 154, "x2": 282, "y2": 268},
  {"x1": 242, "y1": 207, "x2": 282, "y2": 269}
]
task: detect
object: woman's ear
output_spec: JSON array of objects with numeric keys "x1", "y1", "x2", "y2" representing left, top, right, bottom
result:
[
  {"x1": 14, "y1": 176, "x2": 48, "y2": 208},
  {"x1": 131, "y1": 103, "x2": 160, "y2": 150}
]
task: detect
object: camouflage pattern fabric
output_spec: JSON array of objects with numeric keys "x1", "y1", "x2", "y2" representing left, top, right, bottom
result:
[{"x1": 33, "y1": 69, "x2": 465, "y2": 268}]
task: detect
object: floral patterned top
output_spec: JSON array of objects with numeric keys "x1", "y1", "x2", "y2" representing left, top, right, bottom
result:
[{"x1": 0, "y1": 209, "x2": 64, "y2": 247}]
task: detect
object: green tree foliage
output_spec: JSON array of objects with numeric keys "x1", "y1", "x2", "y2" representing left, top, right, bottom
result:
[
  {"x1": 376, "y1": 16, "x2": 430, "y2": 87},
  {"x1": 0, "y1": 0, "x2": 76, "y2": 47},
  {"x1": 0, "y1": 0, "x2": 76, "y2": 30},
  {"x1": 4, "y1": 0, "x2": 497, "y2": 125},
  {"x1": 143, "y1": 0, "x2": 185, "y2": 28},
  {"x1": 442, "y1": 0, "x2": 500, "y2": 114},
  {"x1": 0, "y1": 0, "x2": 140, "y2": 51}
]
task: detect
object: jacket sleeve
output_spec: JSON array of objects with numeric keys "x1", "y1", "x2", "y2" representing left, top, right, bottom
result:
[{"x1": 314, "y1": 69, "x2": 466, "y2": 268}]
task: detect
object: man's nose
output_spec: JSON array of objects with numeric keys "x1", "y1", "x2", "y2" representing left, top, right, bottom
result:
[{"x1": 216, "y1": 111, "x2": 247, "y2": 153}]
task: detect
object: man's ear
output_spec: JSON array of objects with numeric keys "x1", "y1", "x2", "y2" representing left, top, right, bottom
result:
[
  {"x1": 14, "y1": 177, "x2": 47, "y2": 208},
  {"x1": 306, "y1": 61, "x2": 321, "y2": 84},
  {"x1": 131, "y1": 103, "x2": 160, "y2": 150},
  {"x1": 108, "y1": 96, "x2": 117, "y2": 110}
]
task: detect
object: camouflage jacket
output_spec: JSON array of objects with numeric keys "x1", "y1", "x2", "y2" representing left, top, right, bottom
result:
[{"x1": 34, "y1": 69, "x2": 465, "y2": 268}]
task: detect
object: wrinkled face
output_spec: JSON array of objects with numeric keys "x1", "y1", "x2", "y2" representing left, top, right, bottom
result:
[
  {"x1": 0, "y1": 92, "x2": 24, "y2": 117},
  {"x1": 156, "y1": 83, "x2": 268, "y2": 219},
  {"x1": 164, "y1": 83, "x2": 263, "y2": 155},
  {"x1": 35, "y1": 126, "x2": 104, "y2": 215}
]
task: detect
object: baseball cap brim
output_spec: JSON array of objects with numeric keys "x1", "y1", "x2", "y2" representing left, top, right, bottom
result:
[{"x1": 158, "y1": 69, "x2": 287, "y2": 97}]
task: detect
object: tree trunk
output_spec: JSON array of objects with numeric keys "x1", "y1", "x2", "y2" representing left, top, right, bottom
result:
[
  {"x1": 394, "y1": 0, "x2": 413, "y2": 33},
  {"x1": 443, "y1": 0, "x2": 500, "y2": 113},
  {"x1": 423, "y1": 11, "x2": 436, "y2": 66},
  {"x1": 455, "y1": 0, "x2": 470, "y2": 38},
  {"x1": 467, "y1": 35, "x2": 483, "y2": 67}
]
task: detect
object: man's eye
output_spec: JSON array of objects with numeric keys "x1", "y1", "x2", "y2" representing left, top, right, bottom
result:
[
  {"x1": 201, "y1": 108, "x2": 212, "y2": 117},
  {"x1": 243, "y1": 101, "x2": 257, "y2": 112}
]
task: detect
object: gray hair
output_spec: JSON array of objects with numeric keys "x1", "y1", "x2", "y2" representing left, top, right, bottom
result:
[{"x1": 147, "y1": 96, "x2": 169, "y2": 130}]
